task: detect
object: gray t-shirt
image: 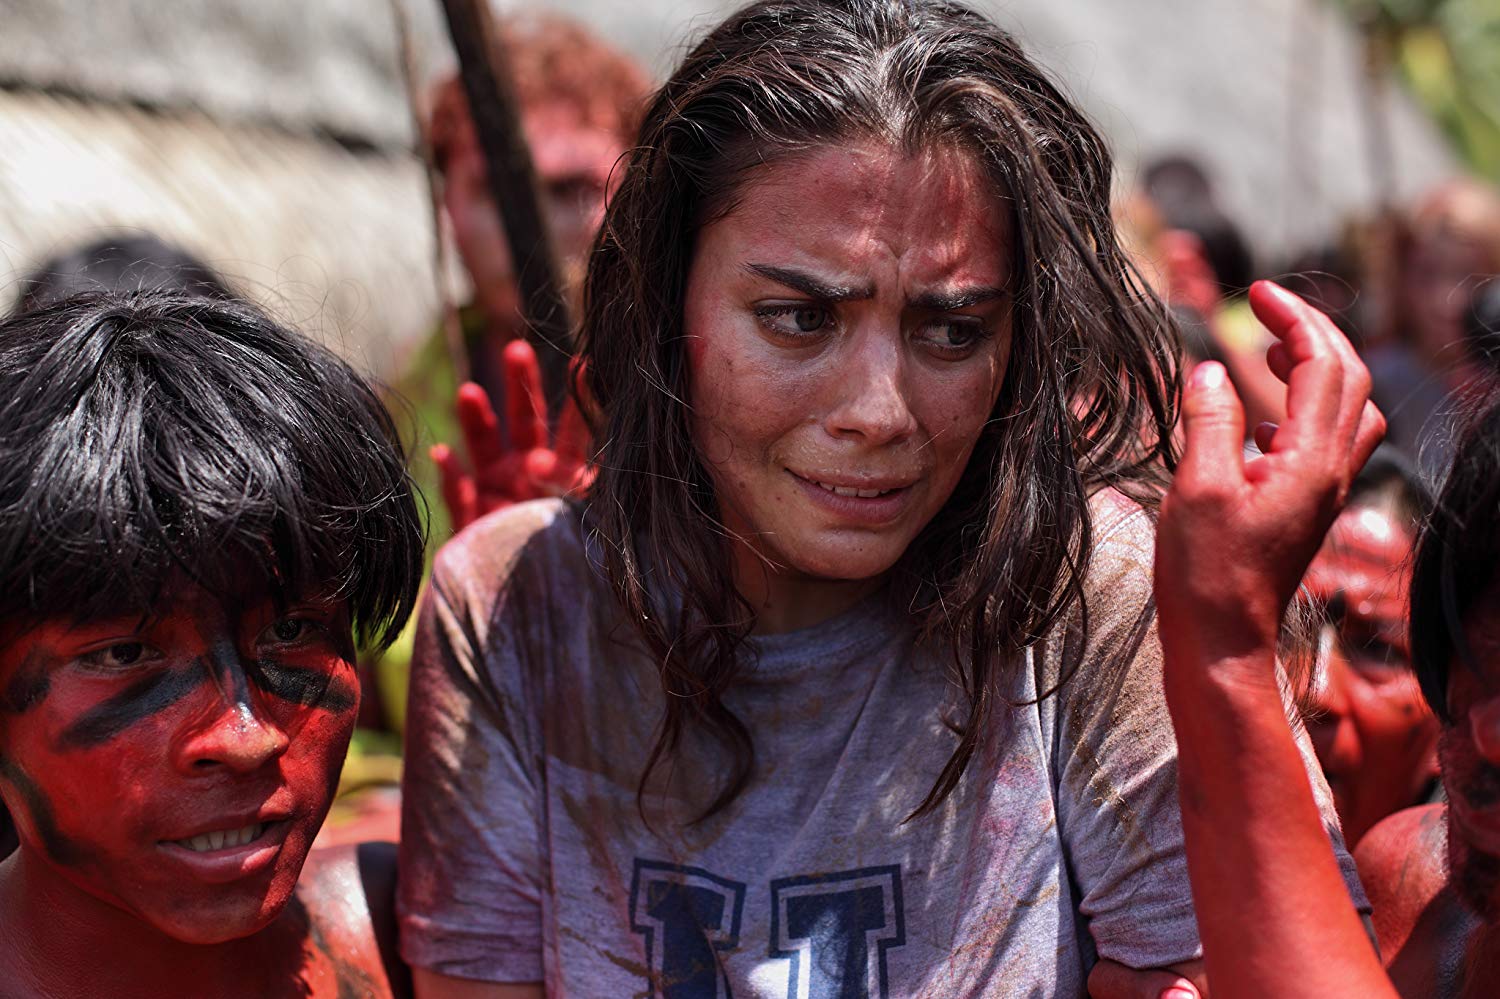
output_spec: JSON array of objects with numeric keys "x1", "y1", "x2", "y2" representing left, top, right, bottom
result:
[{"x1": 398, "y1": 492, "x2": 1367, "y2": 997}]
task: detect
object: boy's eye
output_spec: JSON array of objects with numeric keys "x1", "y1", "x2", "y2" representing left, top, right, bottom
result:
[
  {"x1": 273, "y1": 619, "x2": 306, "y2": 642},
  {"x1": 258, "y1": 615, "x2": 329, "y2": 648},
  {"x1": 78, "y1": 642, "x2": 157, "y2": 671}
]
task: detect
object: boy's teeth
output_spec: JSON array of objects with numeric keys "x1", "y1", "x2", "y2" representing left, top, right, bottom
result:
[{"x1": 179, "y1": 823, "x2": 264, "y2": 852}]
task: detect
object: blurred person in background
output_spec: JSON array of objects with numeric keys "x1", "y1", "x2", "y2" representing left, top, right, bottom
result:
[
  {"x1": 1463, "y1": 276, "x2": 1500, "y2": 384},
  {"x1": 402, "y1": 12, "x2": 648, "y2": 537},
  {"x1": 1119, "y1": 160, "x2": 1285, "y2": 433},
  {"x1": 1301, "y1": 446, "x2": 1439, "y2": 847},
  {"x1": 8, "y1": 232, "x2": 234, "y2": 315},
  {"x1": 1368, "y1": 178, "x2": 1500, "y2": 474}
]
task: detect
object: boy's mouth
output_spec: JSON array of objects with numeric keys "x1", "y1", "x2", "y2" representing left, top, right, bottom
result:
[{"x1": 167, "y1": 822, "x2": 272, "y2": 853}]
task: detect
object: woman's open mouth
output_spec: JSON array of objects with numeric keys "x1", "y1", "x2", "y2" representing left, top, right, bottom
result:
[{"x1": 788, "y1": 470, "x2": 916, "y2": 526}]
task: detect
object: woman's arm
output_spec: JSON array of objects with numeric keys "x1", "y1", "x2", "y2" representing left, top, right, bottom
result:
[
  {"x1": 1154, "y1": 281, "x2": 1393, "y2": 998},
  {"x1": 413, "y1": 969, "x2": 543, "y2": 999}
]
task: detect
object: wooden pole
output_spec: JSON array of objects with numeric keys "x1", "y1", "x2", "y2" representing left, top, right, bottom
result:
[
  {"x1": 436, "y1": 0, "x2": 574, "y2": 422},
  {"x1": 389, "y1": 0, "x2": 470, "y2": 387}
]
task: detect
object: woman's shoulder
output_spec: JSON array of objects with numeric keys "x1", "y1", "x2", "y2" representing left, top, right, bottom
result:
[
  {"x1": 1081, "y1": 486, "x2": 1157, "y2": 599},
  {"x1": 430, "y1": 498, "x2": 591, "y2": 604}
]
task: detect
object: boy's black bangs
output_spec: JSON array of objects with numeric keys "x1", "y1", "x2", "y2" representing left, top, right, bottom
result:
[{"x1": 0, "y1": 293, "x2": 425, "y2": 650}]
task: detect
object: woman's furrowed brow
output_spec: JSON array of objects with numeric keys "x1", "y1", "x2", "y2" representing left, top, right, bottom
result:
[
  {"x1": 910, "y1": 285, "x2": 1009, "y2": 311},
  {"x1": 744, "y1": 263, "x2": 1006, "y2": 311},
  {"x1": 745, "y1": 263, "x2": 874, "y2": 302}
]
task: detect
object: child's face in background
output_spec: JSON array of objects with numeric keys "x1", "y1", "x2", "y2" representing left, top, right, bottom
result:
[
  {"x1": 1303, "y1": 503, "x2": 1437, "y2": 846},
  {"x1": 0, "y1": 581, "x2": 358, "y2": 943}
]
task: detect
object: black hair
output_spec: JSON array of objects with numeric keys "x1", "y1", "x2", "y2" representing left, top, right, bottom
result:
[
  {"x1": 1346, "y1": 443, "x2": 1431, "y2": 529},
  {"x1": 1466, "y1": 278, "x2": 1500, "y2": 377},
  {"x1": 580, "y1": 0, "x2": 1178, "y2": 820},
  {"x1": 14, "y1": 234, "x2": 234, "y2": 314},
  {"x1": 0, "y1": 292, "x2": 425, "y2": 650},
  {"x1": 1410, "y1": 391, "x2": 1500, "y2": 722}
]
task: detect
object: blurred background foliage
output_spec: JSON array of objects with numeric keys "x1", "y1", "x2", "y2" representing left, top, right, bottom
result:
[{"x1": 1341, "y1": 0, "x2": 1500, "y2": 180}]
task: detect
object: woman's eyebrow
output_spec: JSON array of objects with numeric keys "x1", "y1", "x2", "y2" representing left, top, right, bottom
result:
[
  {"x1": 910, "y1": 285, "x2": 1008, "y2": 311},
  {"x1": 745, "y1": 263, "x2": 874, "y2": 302},
  {"x1": 745, "y1": 263, "x2": 1005, "y2": 311}
]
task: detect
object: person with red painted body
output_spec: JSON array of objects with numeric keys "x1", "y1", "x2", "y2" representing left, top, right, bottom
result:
[
  {"x1": 1154, "y1": 280, "x2": 1500, "y2": 995},
  {"x1": 1302, "y1": 447, "x2": 1439, "y2": 847},
  {"x1": 1153, "y1": 281, "x2": 1394, "y2": 998},
  {"x1": 411, "y1": 13, "x2": 647, "y2": 532},
  {"x1": 0, "y1": 293, "x2": 425, "y2": 997},
  {"x1": 397, "y1": 3, "x2": 1368, "y2": 997},
  {"x1": 1354, "y1": 395, "x2": 1500, "y2": 994}
]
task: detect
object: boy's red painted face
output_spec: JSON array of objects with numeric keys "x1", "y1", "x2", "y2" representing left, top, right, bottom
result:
[
  {"x1": 0, "y1": 582, "x2": 358, "y2": 944},
  {"x1": 1442, "y1": 581, "x2": 1500, "y2": 921}
]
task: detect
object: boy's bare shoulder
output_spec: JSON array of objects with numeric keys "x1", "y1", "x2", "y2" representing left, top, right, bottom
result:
[
  {"x1": 1356, "y1": 803, "x2": 1466, "y2": 989},
  {"x1": 1357, "y1": 805, "x2": 1447, "y2": 930},
  {"x1": 295, "y1": 842, "x2": 411, "y2": 998}
]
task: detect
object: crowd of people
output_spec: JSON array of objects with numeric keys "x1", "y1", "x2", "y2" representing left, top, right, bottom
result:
[{"x1": 1, "y1": 1, "x2": 1499, "y2": 996}]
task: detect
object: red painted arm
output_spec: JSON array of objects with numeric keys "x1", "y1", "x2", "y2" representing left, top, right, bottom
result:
[{"x1": 1155, "y1": 282, "x2": 1394, "y2": 998}]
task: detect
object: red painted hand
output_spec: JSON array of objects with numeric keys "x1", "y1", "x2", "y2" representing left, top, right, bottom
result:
[
  {"x1": 431, "y1": 340, "x2": 591, "y2": 533},
  {"x1": 1155, "y1": 280, "x2": 1385, "y2": 673}
]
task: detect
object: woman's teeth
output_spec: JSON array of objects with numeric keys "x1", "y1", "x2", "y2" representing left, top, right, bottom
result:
[
  {"x1": 815, "y1": 481, "x2": 895, "y2": 498},
  {"x1": 175, "y1": 823, "x2": 265, "y2": 852}
]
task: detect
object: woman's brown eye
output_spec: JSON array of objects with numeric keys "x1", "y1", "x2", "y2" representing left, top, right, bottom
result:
[{"x1": 793, "y1": 308, "x2": 826, "y2": 332}]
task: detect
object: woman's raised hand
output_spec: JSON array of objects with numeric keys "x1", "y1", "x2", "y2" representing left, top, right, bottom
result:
[
  {"x1": 1155, "y1": 280, "x2": 1385, "y2": 678},
  {"x1": 431, "y1": 340, "x2": 591, "y2": 533}
]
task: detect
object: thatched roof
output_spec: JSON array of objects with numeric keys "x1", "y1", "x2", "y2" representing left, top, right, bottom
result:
[
  {"x1": 0, "y1": 0, "x2": 448, "y2": 148},
  {"x1": 0, "y1": 0, "x2": 1462, "y2": 379},
  {"x1": 0, "y1": 87, "x2": 444, "y2": 376}
]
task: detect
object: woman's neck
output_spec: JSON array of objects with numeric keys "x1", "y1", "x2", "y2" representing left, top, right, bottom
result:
[
  {"x1": 732, "y1": 549, "x2": 886, "y2": 635},
  {"x1": 0, "y1": 849, "x2": 304, "y2": 998}
]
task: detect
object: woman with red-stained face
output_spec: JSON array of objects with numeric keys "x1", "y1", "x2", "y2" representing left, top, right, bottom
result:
[
  {"x1": 0, "y1": 293, "x2": 424, "y2": 997},
  {"x1": 397, "y1": 4, "x2": 1365, "y2": 998}
]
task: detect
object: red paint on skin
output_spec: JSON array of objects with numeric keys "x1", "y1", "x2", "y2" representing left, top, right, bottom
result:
[
  {"x1": 683, "y1": 140, "x2": 1012, "y2": 633},
  {"x1": 0, "y1": 581, "x2": 365, "y2": 995},
  {"x1": 1302, "y1": 503, "x2": 1439, "y2": 845},
  {"x1": 1441, "y1": 581, "x2": 1500, "y2": 922}
]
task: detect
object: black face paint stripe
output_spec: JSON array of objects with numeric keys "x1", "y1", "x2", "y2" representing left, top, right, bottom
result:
[
  {"x1": 247, "y1": 659, "x2": 357, "y2": 713},
  {"x1": 206, "y1": 640, "x2": 253, "y2": 707},
  {"x1": 1, "y1": 654, "x2": 50, "y2": 714},
  {"x1": 0, "y1": 755, "x2": 84, "y2": 866},
  {"x1": 55, "y1": 666, "x2": 203, "y2": 750}
]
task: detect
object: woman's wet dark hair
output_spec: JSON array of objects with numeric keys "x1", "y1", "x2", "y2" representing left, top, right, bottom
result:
[
  {"x1": 577, "y1": 0, "x2": 1179, "y2": 819},
  {"x1": 0, "y1": 292, "x2": 426, "y2": 651},
  {"x1": 1411, "y1": 391, "x2": 1500, "y2": 722}
]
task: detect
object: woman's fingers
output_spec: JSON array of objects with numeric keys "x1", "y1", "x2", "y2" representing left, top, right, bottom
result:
[
  {"x1": 1086, "y1": 959, "x2": 1200, "y2": 999},
  {"x1": 1252, "y1": 421, "x2": 1277, "y2": 455},
  {"x1": 1265, "y1": 341, "x2": 1291, "y2": 385},
  {"x1": 1176, "y1": 361, "x2": 1247, "y2": 494},
  {"x1": 1350, "y1": 400, "x2": 1388, "y2": 474},
  {"x1": 503, "y1": 339, "x2": 549, "y2": 454},
  {"x1": 456, "y1": 382, "x2": 506, "y2": 470}
]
